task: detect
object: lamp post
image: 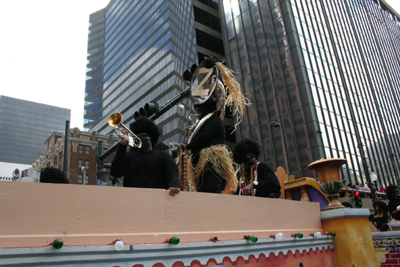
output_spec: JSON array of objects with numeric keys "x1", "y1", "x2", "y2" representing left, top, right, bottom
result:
[
  {"x1": 81, "y1": 166, "x2": 86, "y2": 185},
  {"x1": 270, "y1": 120, "x2": 289, "y2": 174},
  {"x1": 62, "y1": 120, "x2": 70, "y2": 178}
]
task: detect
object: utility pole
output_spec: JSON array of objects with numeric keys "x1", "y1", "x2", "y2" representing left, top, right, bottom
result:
[
  {"x1": 63, "y1": 120, "x2": 70, "y2": 178},
  {"x1": 81, "y1": 166, "x2": 86, "y2": 185},
  {"x1": 270, "y1": 119, "x2": 289, "y2": 175}
]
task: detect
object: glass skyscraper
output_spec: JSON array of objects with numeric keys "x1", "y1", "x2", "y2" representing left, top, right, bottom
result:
[
  {"x1": 84, "y1": 5, "x2": 107, "y2": 131},
  {"x1": 85, "y1": 0, "x2": 225, "y2": 146},
  {"x1": 220, "y1": 0, "x2": 400, "y2": 188},
  {"x1": 0, "y1": 96, "x2": 70, "y2": 165}
]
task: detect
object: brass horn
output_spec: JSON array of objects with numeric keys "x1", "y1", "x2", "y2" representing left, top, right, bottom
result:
[{"x1": 108, "y1": 112, "x2": 142, "y2": 148}]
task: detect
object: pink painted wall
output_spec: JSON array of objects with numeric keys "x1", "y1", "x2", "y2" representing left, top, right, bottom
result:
[
  {"x1": 127, "y1": 247, "x2": 336, "y2": 267},
  {"x1": 0, "y1": 181, "x2": 322, "y2": 248}
]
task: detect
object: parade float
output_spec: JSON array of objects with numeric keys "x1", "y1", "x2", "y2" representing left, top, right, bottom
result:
[
  {"x1": 2, "y1": 158, "x2": 397, "y2": 267},
  {"x1": 2, "y1": 59, "x2": 398, "y2": 267}
]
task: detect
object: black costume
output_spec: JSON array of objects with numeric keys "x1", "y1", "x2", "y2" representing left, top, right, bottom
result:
[
  {"x1": 183, "y1": 56, "x2": 247, "y2": 194},
  {"x1": 186, "y1": 114, "x2": 226, "y2": 193},
  {"x1": 186, "y1": 114, "x2": 225, "y2": 156},
  {"x1": 238, "y1": 162, "x2": 281, "y2": 198},
  {"x1": 233, "y1": 138, "x2": 281, "y2": 198},
  {"x1": 110, "y1": 144, "x2": 180, "y2": 189},
  {"x1": 372, "y1": 201, "x2": 391, "y2": 231},
  {"x1": 40, "y1": 167, "x2": 69, "y2": 184},
  {"x1": 388, "y1": 199, "x2": 400, "y2": 221},
  {"x1": 387, "y1": 184, "x2": 400, "y2": 221}
]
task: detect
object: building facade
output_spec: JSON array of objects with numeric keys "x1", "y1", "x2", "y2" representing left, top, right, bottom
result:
[
  {"x1": 84, "y1": 0, "x2": 230, "y2": 146},
  {"x1": 0, "y1": 95, "x2": 70, "y2": 165},
  {"x1": 32, "y1": 129, "x2": 119, "y2": 185},
  {"x1": 219, "y1": 0, "x2": 400, "y2": 188},
  {"x1": 84, "y1": 2, "x2": 109, "y2": 132}
]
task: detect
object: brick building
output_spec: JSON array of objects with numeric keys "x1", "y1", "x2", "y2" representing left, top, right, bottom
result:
[{"x1": 32, "y1": 128, "x2": 119, "y2": 185}]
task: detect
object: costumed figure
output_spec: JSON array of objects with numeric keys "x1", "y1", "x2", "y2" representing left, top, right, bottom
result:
[
  {"x1": 371, "y1": 200, "x2": 391, "y2": 231},
  {"x1": 181, "y1": 57, "x2": 249, "y2": 194},
  {"x1": 232, "y1": 138, "x2": 281, "y2": 198},
  {"x1": 386, "y1": 184, "x2": 400, "y2": 221},
  {"x1": 110, "y1": 116, "x2": 180, "y2": 196},
  {"x1": 40, "y1": 167, "x2": 69, "y2": 184}
]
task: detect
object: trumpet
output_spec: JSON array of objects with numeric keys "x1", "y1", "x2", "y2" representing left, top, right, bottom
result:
[{"x1": 108, "y1": 112, "x2": 142, "y2": 148}]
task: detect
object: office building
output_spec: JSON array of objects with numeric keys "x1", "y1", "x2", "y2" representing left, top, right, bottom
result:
[
  {"x1": 0, "y1": 96, "x2": 70, "y2": 165},
  {"x1": 219, "y1": 0, "x2": 400, "y2": 187},
  {"x1": 84, "y1": 0, "x2": 227, "y2": 145},
  {"x1": 84, "y1": 2, "x2": 108, "y2": 131}
]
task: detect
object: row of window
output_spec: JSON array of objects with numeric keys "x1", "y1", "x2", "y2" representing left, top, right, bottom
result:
[
  {"x1": 86, "y1": 69, "x2": 103, "y2": 81},
  {"x1": 78, "y1": 145, "x2": 90, "y2": 154},
  {"x1": 85, "y1": 85, "x2": 102, "y2": 98},
  {"x1": 84, "y1": 104, "x2": 102, "y2": 115},
  {"x1": 85, "y1": 0, "x2": 199, "y2": 142},
  {"x1": 107, "y1": 54, "x2": 175, "y2": 109},
  {"x1": 89, "y1": 16, "x2": 105, "y2": 28},
  {"x1": 85, "y1": 78, "x2": 102, "y2": 90},
  {"x1": 87, "y1": 61, "x2": 103, "y2": 73},
  {"x1": 88, "y1": 22, "x2": 105, "y2": 35},
  {"x1": 88, "y1": 31, "x2": 104, "y2": 42},
  {"x1": 104, "y1": 1, "x2": 167, "y2": 66},
  {"x1": 196, "y1": 29, "x2": 225, "y2": 55},
  {"x1": 106, "y1": 0, "x2": 134, "y2": 36},
  {"x1": 103, "y1": 6, "x2": 170, "y2": 82},
  {"x1": 84, "y1": 113, "x2": 102, "y2": 125},
  {"x1": 87, "y1": 45, "x2": 104, "y2": 57},
  {"x1": 78, "y1": 159, "x2": 90, "y2": 169},
  {"x1": 87, "y1": 53, "x2": 104, "y2": 65},
  {"x1": 222, "y1": 0, "x2": 399, "y2": 183},
  {"x1": 194, "y1": 6, "x2": 222, "y2": 32},
  {"x1": 78, "y1": 174, "x2": 89, "y2": 184},
  {"x1": 103, "y1": 42, "x2": 172, "y2": 107},
  {"x1": 198, "y1": 0, "x2": 219, "y2": 11},
  {"x1": 85, "y1": 95, "x2": 103, "y2": 107},
  {"x1": 88, "y1": 38, "x2": 104, "y2": 49},
  {"x1": 290, "y1": 0, "x2": 400, "y2": 186}
]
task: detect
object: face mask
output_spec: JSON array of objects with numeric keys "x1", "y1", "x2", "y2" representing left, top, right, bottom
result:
[
  {"x1": 394, "y1": 188, "x2": 400, "y2": 199},
  {"x1": 195, "y1": 106, "x2": 209, "y2": 120},
  {"x1": 244, "y1": 152, "x2": 256, "y2": 165},
  {"x1": 137, "y1": 133, "x2": 151, "y2": 151}
]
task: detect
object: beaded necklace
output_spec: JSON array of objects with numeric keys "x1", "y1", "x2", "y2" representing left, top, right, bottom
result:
[
  {"x1": 180, "y1": 152, "x2": 187, "y2": 191},
  {"x1": 240, "y1": 160, "x2": 257, "y2": 196}
]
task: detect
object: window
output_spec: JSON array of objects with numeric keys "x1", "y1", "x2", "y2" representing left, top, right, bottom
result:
[
  {"x1": 79, "y1": 145, "x2": 84, "y2": 154},
  {"x1": 195, "y1": 29, "x2": 225, "y2": 55},
  {"x1": 78, "y1": 159, "x2": 83, "y2": 168},
  {"x1": 85, "y1": 160, "x2": 89, "y2": 169},
  {"x1": 85, "y1": 146, "x2": 90, "y2": 154},
  {"x1": 78, "y1": 174, "x2": 89, "y2": 184}
]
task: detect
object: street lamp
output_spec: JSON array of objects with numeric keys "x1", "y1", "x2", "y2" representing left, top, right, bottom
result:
[
  {"x1": 81, "y1": 166, "x2": 86, "y2": 185},
  {"x1": 270, "y1": 120, "x2": 289, "y2": 174}
]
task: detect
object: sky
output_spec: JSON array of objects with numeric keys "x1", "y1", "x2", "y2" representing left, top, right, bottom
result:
[
  {"x1": 0, "y1": 0, "x2": 110, "y2": 129},
  {"x1": 0, "y1": 0, "x2": 399, "y2": 130}
]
